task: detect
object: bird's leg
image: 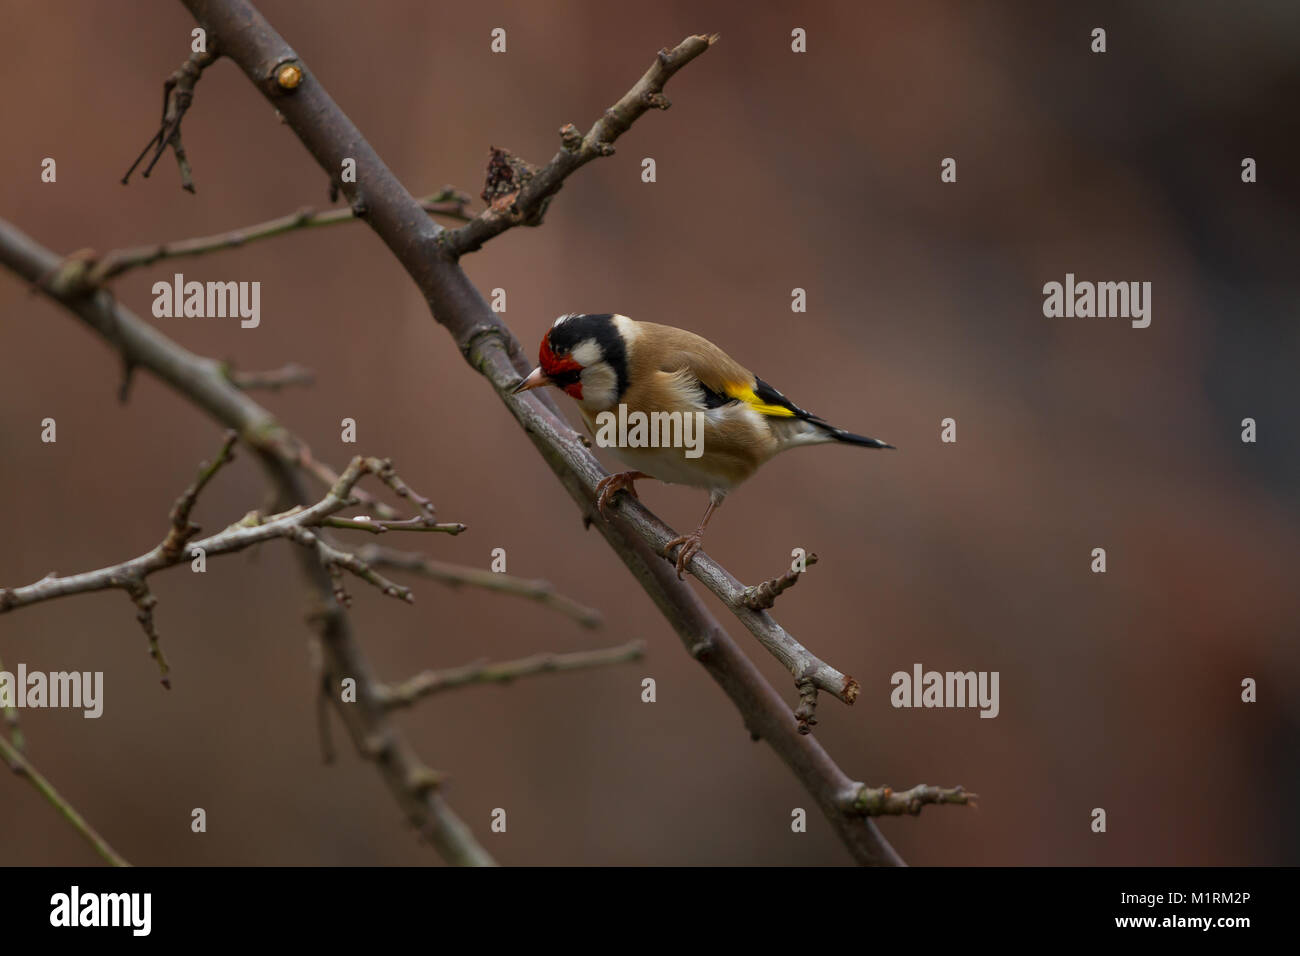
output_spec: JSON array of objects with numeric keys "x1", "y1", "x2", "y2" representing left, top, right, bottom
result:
[
  {"x1": 664, "y1": 490, "x2": 726, "y2": 580},
  {"x1": 595, "y1": 471, "x2": 650, "y2": 519}
]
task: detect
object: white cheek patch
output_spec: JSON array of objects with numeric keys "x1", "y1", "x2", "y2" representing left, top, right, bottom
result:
[
  {"x1": 570, "y1": 337, "x2": 603, "y2": 367},
  {"x1": 580, "y1": 363, "x2": 618, "y2": 408}
]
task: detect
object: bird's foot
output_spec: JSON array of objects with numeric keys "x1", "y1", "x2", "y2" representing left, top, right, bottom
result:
[
  {"x1": 663, "y1": 529, "x2": 706, "y2": 580},
  {"x1": 595, "y1": 471, "x2": 644, "y2": 520}
]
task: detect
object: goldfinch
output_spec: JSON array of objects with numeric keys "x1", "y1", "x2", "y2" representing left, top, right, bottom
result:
[{"x1": 513, "y1": 313, "x2": 893, "y2": 577}]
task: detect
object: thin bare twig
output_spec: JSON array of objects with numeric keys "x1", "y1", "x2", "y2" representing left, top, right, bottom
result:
[
  {"x1": 443, "y1": 34, "x2": 719, "y2": 256},
  {"x1": 320, "y1": 516, "x2": 466, "y2": 535},
  {"x1": 289, "y1": 523, "x2": 413, "y2": 607},
  {"x1": 850, "y1": 784, "x2": 977, "y2": 817},
  {"x1": 224, "y1": 362, "x2": 315, "y2": 391},
  {"x1": 294, "y1": 445, "x2": 400, "y2": 521},
  {"x1": 85, "y1": 189, "x2": 472, "y2": 285},
  {"x1": 0, "y1": 442, "x2": 453, "y2": 661},
  {"x1": 357, "y1": 544, "x2": 603, "y2": 628},
  {"x1": 376, "y1": 641, "x2": 646, "y2": 709},
  {"x1": 743, "y1": 553, "x2": 819, "y2": 610},
  {"x1": 0, "y1": 734, "x2": 131, "y2": 866},
  {"x1": 162, "y1": 430, "x2": 238, "y2": 559},
  {"x1": 122, "y1": 47, "x2": 219, "y2": 192},
  {"x1": 125, "y1": 577, "x2": 171, "y2": 687}
]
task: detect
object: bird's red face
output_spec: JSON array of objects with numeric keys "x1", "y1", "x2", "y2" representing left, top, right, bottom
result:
[
  {"x1": 512, "y1": 327, "x2": 589, "y2": 399},
  {"x1": 537, "y1": 331, "x2": 585, "y2": 399}
]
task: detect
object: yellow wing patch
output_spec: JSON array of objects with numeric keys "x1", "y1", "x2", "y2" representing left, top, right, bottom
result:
[{"x1": 724, "y1": 382, "x2": 796, "y2": 417}]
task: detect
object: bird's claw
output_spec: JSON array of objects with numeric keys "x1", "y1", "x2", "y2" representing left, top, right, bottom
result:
[
  {"x1": 595, "y1": 471, "x2": 641, "y2": 520},
  {"x1": 663, "y1": 531, "x2": 704, "y2": 580}
]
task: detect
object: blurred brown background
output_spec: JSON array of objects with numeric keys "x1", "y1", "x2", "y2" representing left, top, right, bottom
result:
[{"x1": 1, "y1": 0, "x2": 1297, "y2": 866}]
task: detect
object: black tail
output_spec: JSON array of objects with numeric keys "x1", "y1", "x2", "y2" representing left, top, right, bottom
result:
[
  {"x1": 818, "y1": 423, "x2": 895, "y2": 449},
  {"x1": 751, "y1": 377, "x2": 895, "y2": 450}
]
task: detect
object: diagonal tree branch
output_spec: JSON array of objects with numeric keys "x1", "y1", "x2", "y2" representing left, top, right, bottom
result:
[
  {"x1": 184, "y1": 3, "x2": 851, "y2": 726},
  {"x1": 44, "y1": 39, "x2": 853, "y2": 724},
  {"x1": 174, "y1": 0, "x2": 961, "y2": 864}
]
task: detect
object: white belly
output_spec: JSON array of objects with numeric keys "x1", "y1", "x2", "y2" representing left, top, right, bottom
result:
[{"x1": 604, "y1": 442, "x2": 724, "y2": 489}]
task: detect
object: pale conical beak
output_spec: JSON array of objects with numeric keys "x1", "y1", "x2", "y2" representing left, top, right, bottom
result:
[{"x1": 511, "y1": 366, "x2": 552, "y2": 394}]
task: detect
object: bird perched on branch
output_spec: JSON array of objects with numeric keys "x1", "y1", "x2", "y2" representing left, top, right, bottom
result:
[{"x1": 513, "y1": 313, "x2": 893, "y2": 578}]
